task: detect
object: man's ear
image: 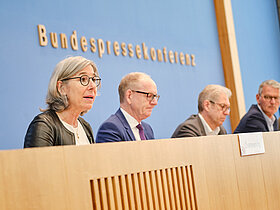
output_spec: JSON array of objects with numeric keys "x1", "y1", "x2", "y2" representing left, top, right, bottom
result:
[
  {"x1": 203, "y1": 100, "x2": 211, "y2": 112},
  {"x1": 126, "y1": 89, "x2": 133, "y2": 104},
  {"x1": 256, "y1": 94, "x2": 260, "y2": 105}
]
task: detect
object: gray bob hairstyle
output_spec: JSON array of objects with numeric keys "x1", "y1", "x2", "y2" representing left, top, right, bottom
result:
[
  {"x1": 44, "y1": 56, "x2": 99, "y2": 114},
  {"x1": 198, "y1": 84, "x2": 232, "y2": 112}
]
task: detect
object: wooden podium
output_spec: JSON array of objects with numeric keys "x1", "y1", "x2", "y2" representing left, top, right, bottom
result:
[{"x1": 1, "y1": 132, "x2": 280, "y2": 210}]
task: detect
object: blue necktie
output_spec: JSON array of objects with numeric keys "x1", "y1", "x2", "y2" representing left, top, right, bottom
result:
[{"x1": 136, "y1": 124, "x2": 146, "y2": 140}]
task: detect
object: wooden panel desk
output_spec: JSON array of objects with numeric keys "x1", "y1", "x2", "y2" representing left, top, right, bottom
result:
[{"x1": 0, "y1": 132, "x2": 279, "y2": 210}]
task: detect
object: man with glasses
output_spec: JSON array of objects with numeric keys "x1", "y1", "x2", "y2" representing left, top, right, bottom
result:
[
  {"x1": 234, "y1": 80, "x2": 280, "y2": 134},
  {"x1": 96, "y1": 72, "x2": 159, "y2": 143},
  {"x1": 171, "y1": 84, "x2": 231, "y2": 138}
]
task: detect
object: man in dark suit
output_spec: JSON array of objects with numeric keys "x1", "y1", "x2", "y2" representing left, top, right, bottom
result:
[
  {"x1": 96, "y1": 72, "x2": 159, "y2": 143},
  {"x1": 234, "y1": 80, "x2": 280, "y2": 134},
  {"x1": 171, "y1": 84, "x2": 231, "y2": 138}
]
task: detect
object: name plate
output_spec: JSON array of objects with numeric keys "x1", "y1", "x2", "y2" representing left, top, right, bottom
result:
[{"x1": 238, "y1": 132, "x2": 265, "y2": 156}]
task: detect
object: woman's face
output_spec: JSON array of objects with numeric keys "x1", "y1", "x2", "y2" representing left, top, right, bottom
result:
[{"x1": 61, "y1": 65, "x2": 98, "y2": 114}]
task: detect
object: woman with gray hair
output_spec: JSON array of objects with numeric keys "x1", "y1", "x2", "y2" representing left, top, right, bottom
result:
[{"x1": 24, "y1": 56, "x2": 101, "y2": 147}]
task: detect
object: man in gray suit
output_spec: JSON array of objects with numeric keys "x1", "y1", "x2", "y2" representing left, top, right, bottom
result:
[{"x1": 171, "y1": 84, "x2": 231, "y2": 138}]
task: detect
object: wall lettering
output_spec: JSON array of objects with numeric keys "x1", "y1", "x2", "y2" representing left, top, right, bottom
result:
[{"x1": 37, "y1": 24, "x2": 196, "y2": 67}]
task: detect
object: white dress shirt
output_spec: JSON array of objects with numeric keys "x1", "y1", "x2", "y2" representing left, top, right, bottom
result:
[
  {"x1": 120, "y1": 108, "x2": 142, "y2": 141},
  {"x1": 198, "y1": 113, "x2": 220, "y2": 135},
  {"x1": 58, "y1": 117, "x2": 90, "y2": 145},
  {"x1": 257, "y1": 104, "x2": 275, "y2": 131}
]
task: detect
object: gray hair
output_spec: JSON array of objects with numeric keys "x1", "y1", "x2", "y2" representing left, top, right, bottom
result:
[
  {"x1": 118, "y1": 72, "x2": 152, "y2": 103},
  {"x1": 43, "y1": 56, "x2": 99, "y2": 115},
  {"x1": 258, "y1": 80, "x2": 280, "y2": 95},
  {"x1": 198, "y1": 84, "x2": 232, "y2": 112}
]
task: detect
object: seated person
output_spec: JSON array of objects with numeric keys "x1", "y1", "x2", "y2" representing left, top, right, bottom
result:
[
  {"x1": 234, "y1": 80, "x2": 280, "y2": 134},
  {"x1": 171, "y1": 84, "x2": 231, "y2": 138},
  {"x1": 96, "y1": 72, "x2": 159, "y2": 143},
  {"x1": 24, "y1": 56, "x2": 101, "y2": 147}
]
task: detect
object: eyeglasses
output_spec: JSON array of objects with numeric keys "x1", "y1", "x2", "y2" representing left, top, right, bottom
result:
[
  {"x1": 262, "y1": 95, "x2": 280, "y2": 102},
  {"x1": 61, "y1": 75, "x2": 101, "y2": 87},
  {"x1": 210, "y1": 100, "x2": 230, "y2": 112},
  {"x1": 131, "y1": 90, "x2": 160, "y2": 102}
]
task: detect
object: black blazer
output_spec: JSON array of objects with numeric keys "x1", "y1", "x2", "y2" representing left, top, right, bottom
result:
[
  {"x1": 234, "y1": 104, "x2": 278, "y2": 134},
  {"x1": 24, "y1": 110, "x2": 94, "y2": 147}
]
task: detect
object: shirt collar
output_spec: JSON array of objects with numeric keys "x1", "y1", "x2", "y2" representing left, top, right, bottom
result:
[
  {"x1": 120, "y1": 108, "x2": 139, "y2": 129},
  {"x1": 198, "y1": 113, "x2": 220, "y2": 135},
  {"x1": 257, "y1": 104, "x2": 275, "y2": 131}
]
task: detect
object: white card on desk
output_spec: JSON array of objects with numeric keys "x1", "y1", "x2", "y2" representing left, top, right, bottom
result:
[{"x1": 238, "y1": 132, "x2": 265, "y2": 156}]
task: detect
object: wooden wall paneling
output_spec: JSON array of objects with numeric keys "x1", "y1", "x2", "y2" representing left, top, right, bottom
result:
[
  {"x1": 138, "y1": 172, "x2": 148, "y2": 210},
  {"x1": 126, "y1": 173, "x2": 136, "y2": 209},
  {"x1": 235, "y1": 156, "x2": 268, "y2": 210},
  {"x1": 166, "y1": 168, "x2": 176, "y2": 209},
  {"x1": 63, "y1": 145, "x2": 102, "y2": 210},
  {"x1": 1, "y1": 133, "x2": 280, "y2": 209},
  {"x1": 171, "y1": 167, "x2": 181, "y2": 209},
  {"x1": 259, "y1": 132, "x2": 280, "y2": 210},
  {"x1": 186, "y1": 165, "x2": 198, "y2": 210},
  {"x1": 120, "y1": 175, "x2": 130, "y2": 209},
  {"x1": 99, "y1": 178, "x2": 109, "y2": 209},
  {"x1": 155, "y1": 169, "x2": 166, "y2": 209},
  {"x1": 112, "y1": 175, "x2": 123, "y2": 210},
  {"x1": 181, "y1": 166, "x2": 193, "y2": 210},
  {"x1": 90, "y1": 179, "x2": 101, "y2": 210},
  {"x1": 232, "y1": 135, "x2": 268, "y2": 210},
  {"x1": 160, "y1": 169, "x2": 171, "y2": 210},
  {"x1": 0, "y1": 152, "x2": 5, "y2": 210},
  {"x1": 105, "y1": 177, "x2": 116, "y2": 209},
  {"x1": 149, "y1": 170, "x2": 160, "y2": 209},
  {"x1": 176, "y1": 167, "x2": 187, "y2": 210},
  {"x1": 0, "y1": 148, "x2": 69, "y2": 210},
  {"x1": 131, "y1": 173, "x2": 142, "y2": 210},
  {"x1": 201, "y1": 135, "x2": 242, "y2": 209},
  {"x1": 144, "y1": 171, "x2": 154, "y2": 209},
  {"x1": 214, "y1": 0, "x2": 246, "y2": 131}
]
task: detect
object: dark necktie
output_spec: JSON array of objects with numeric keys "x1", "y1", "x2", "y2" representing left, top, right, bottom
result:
[{"x1": 136, "y1": 124, "x2": 146, "y2": 140}]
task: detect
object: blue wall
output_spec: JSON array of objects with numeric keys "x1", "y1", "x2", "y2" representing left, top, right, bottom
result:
[
  {"x1": 0, "y1": 0, "x2": 279, "y2": 150},
  {"x1": 232, "y1": 0, "x2": 280, "y2": 110}
]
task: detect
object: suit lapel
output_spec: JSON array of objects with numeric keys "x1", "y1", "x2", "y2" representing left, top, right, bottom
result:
[
  {"x1": 273, "y1": 115, "x2": 278, "y2": 131},
  {"x1": 116, "y1": 109, "x2": 136, "y2": 141},
  {"x1": 196, "y1": 115, "x2": 206, "y2": 136}
]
